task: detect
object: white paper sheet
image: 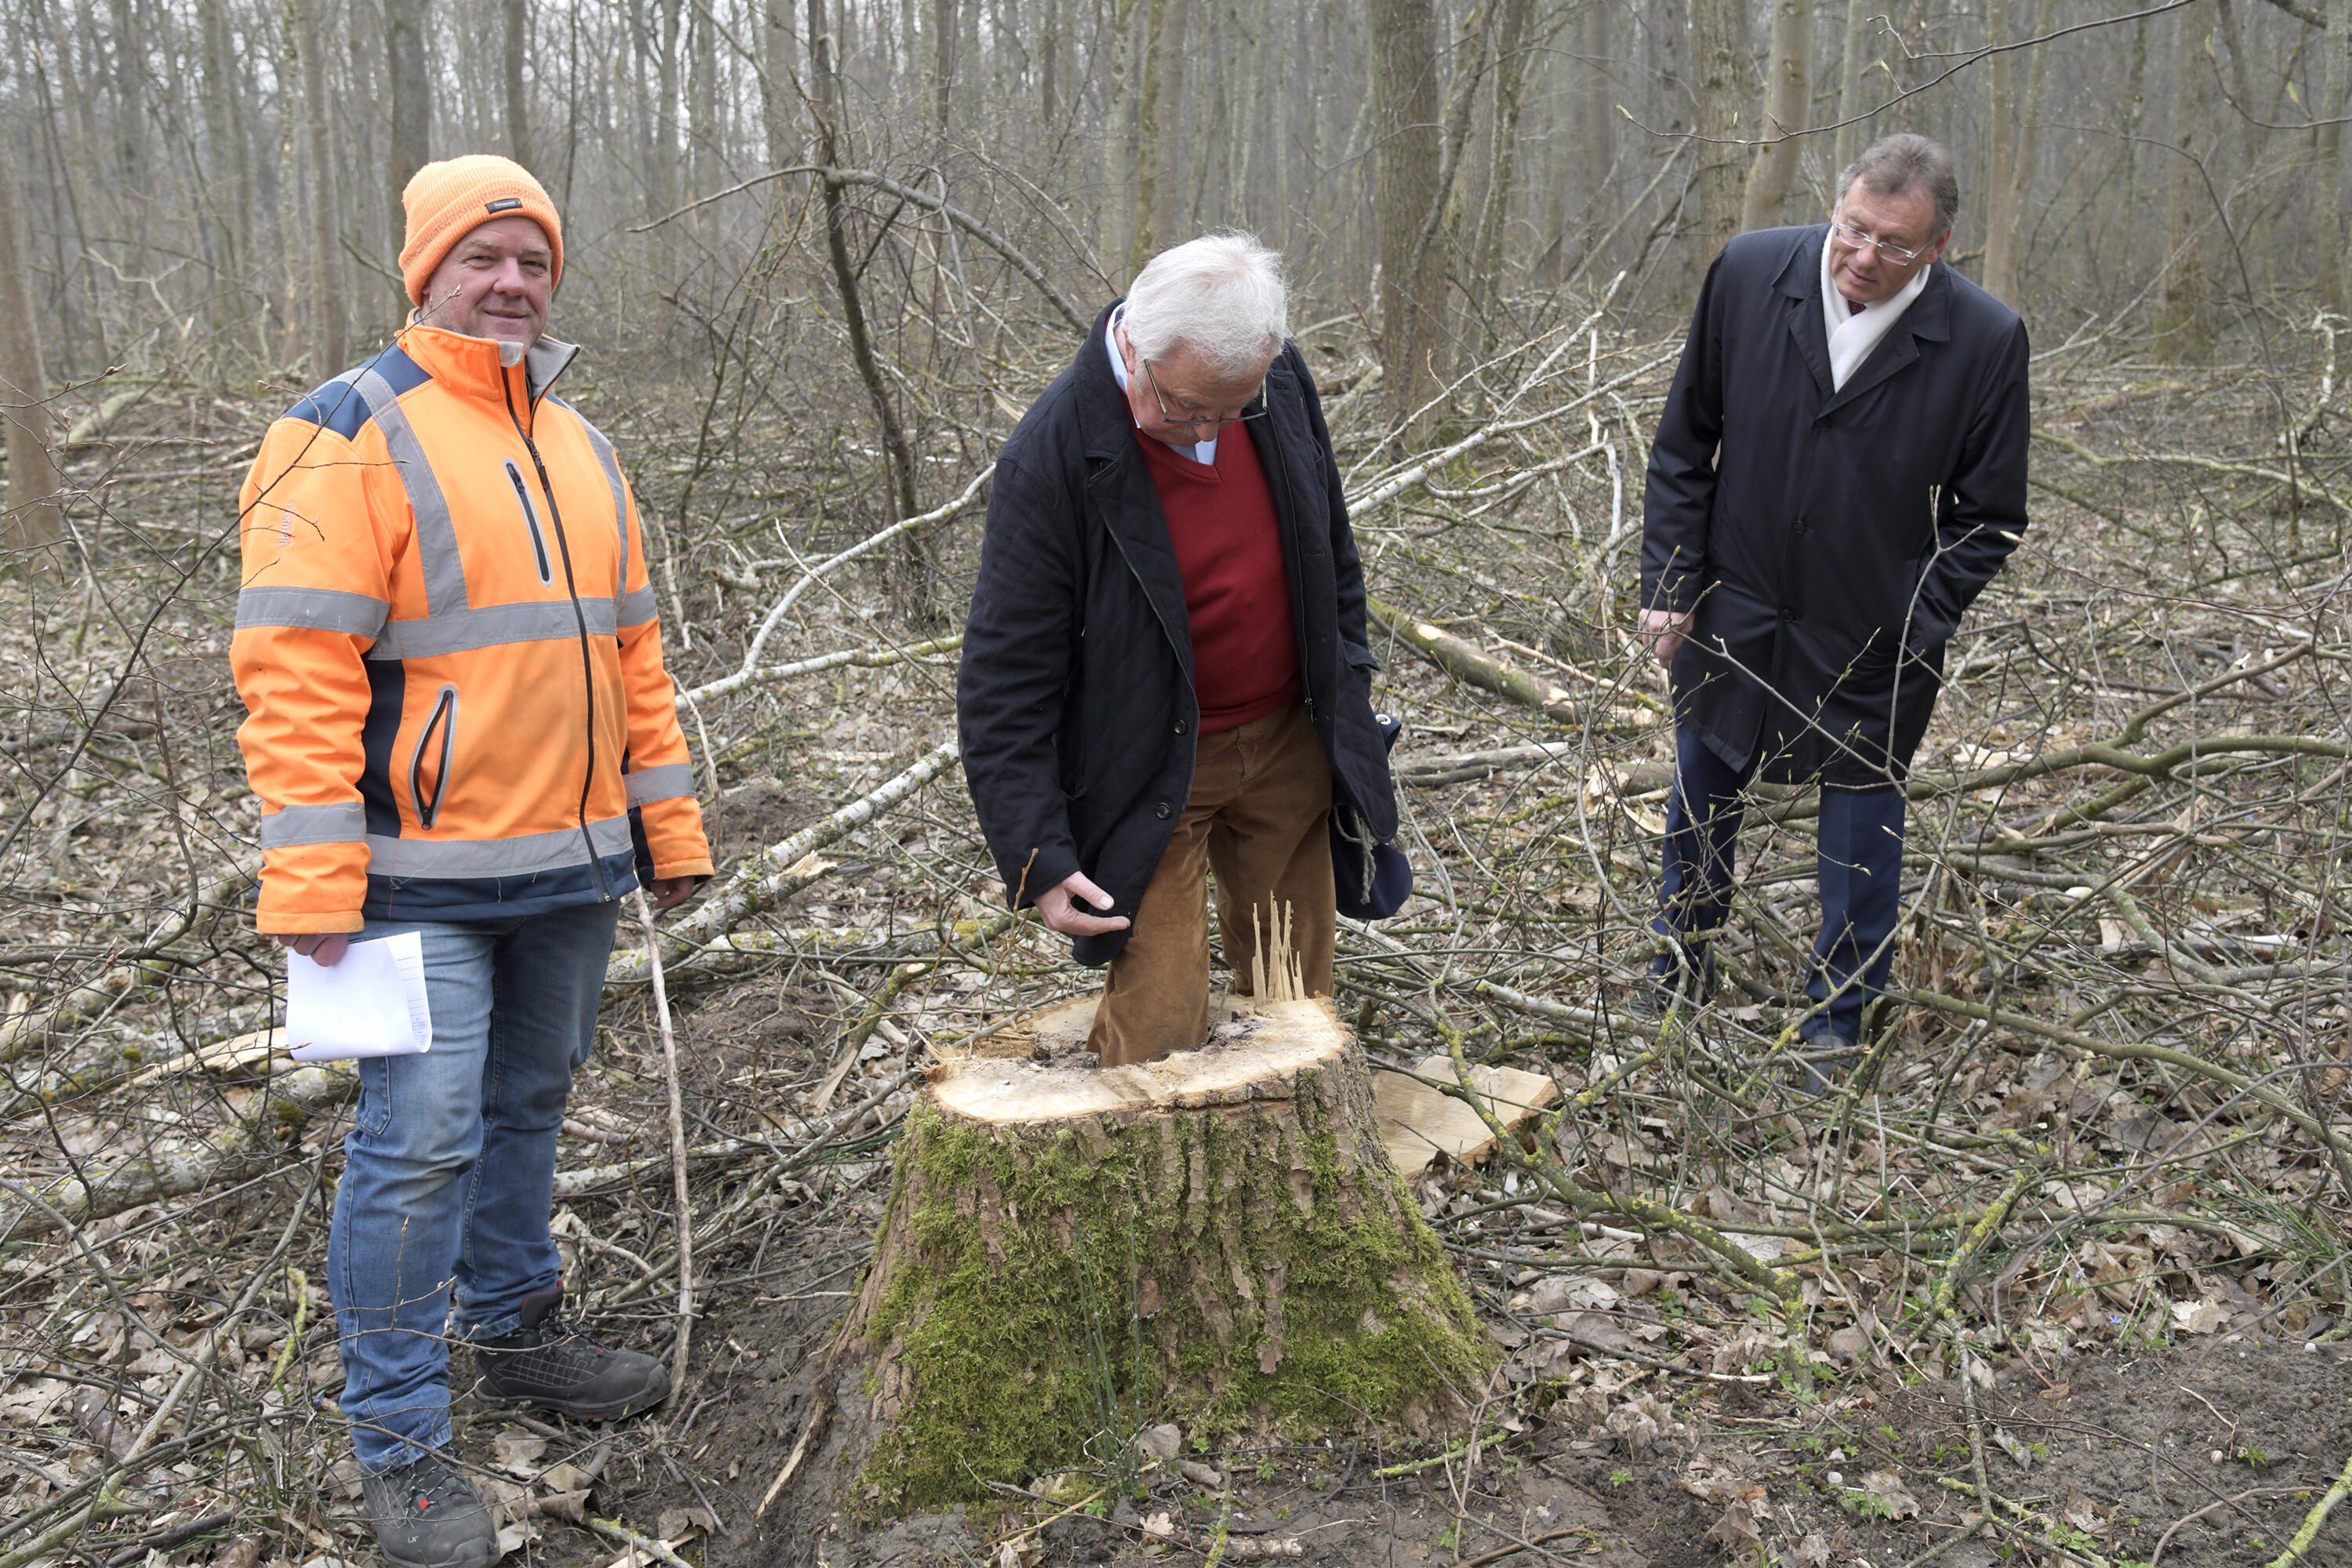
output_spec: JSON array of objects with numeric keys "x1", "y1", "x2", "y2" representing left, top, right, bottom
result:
[{"x1": 286, "y1": 930, "x2": 434, "y2": 1062}]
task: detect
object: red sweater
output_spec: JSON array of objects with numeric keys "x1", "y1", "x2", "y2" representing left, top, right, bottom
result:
[{"x1": 1134, "y1": 428, "x2": 1301, "y2": 733}]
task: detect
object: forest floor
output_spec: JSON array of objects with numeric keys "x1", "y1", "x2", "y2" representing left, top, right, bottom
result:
[{"x1": 5, "y1": 325, "x2": 2350, "y2": 1568}]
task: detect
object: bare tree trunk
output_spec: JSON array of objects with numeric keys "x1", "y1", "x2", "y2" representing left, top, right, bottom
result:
[
  {"x1": 1690, "y1": 0, "x2": 1749, "y2": 254},
  {"x1": 1131, "y1": 0, "x2": 1189, "y2": 276},
  {"x1": 1831, "y1": 0, "x2": 1874, "y2": 176},
  {"x1": 1740, "y1": 0, "x2": 1809, "y2": 231},
  {"x1": 200, "y1": 0, "x2": 242, "y2": 333},
  {"x1": 808, "y1": 0, "x2": 929, "y2": 608},
  {"x1": 2154, "y1": 1, "x2": 2216, "y2": 361},
  {"x1": 1984, "y1": 0, "x2": 2057, "y2": 308},
  {"x1": 0, "y1": 147, "x2": 63, "y2": 567},
  {"x1": 1983, "y1": 0, "x2": 2021, "y2": 303},
  {"x1": 504, "y1": 0, "x2": 532, "y2": 169},
  {"x1": 930, "y1": 0, "x2": 957, "y2": 136},
  {"x1": 1468, "y1": 0, "x2": 1534, "y2": 351},
  {"x1": 296, "y1": 0, "x2": 346, "y2": 373},
  {"x1": 1099, "y1": 0, "x2": 1142, "y2": 278},
  {"x1": 2321, "y1": 0, "x2": 2349, "y2": 313},
  {"x1": 762, "y1": 0, "x2": 801, "y2": 170},
  {"x1": 1372, "y1": 0, "x2": 1443, "y2": 434},
  {"x1": 387, "y1": 0, "x2": 433, "y2": 263}
]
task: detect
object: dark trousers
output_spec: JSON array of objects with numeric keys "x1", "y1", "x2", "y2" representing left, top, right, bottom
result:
[{"x1": 1652, "y1": 724, "x2": 1907, "y2": 1042}]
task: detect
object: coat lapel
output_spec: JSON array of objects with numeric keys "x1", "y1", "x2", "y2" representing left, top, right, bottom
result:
[
  {"x1": 1074, "y1": 302, "x2": 1196, "y2": 672},
  {"x1": 1777, "y1": 228, "x2": 1834, "y2": 401},
  {"x1": 1820, "y1": 262, "x2": 1954, "y2": 417}
]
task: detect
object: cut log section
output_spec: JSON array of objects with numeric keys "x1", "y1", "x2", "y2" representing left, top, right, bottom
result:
[
  {"x1": 831, "y1": 993, "x2": 1495, "y2": 1512},
  {"x1": 1374, "y1": 1056, "x2": 1562, "y2": 1178}
]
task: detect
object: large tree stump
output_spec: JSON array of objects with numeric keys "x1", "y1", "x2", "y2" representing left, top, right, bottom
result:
[{"x1": 831, "y1": 990, "x2": 1494, "y2": 1512}]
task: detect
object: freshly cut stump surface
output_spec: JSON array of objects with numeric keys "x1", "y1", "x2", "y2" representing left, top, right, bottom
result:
[{"x1": 833, "y1": 996, "x2": 1494, "y2": 1512}]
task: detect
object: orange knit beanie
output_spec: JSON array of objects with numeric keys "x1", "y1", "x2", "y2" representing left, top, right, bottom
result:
[{"x1": 398, "y1": 155, "x2": 564, "y2": 307}]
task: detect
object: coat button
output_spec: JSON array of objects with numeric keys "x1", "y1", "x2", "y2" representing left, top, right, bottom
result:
[
  {"x1": 1780, "y1": 608, "x2": 1796, "y2": 622},
  {"x1": 1794, "y1": 519, "x2": 1809, "y2": 535},
  {"x1": 1174, "y1": 719, "x2": 1188, "y2": 735},
  {"x1": 1156, "y1": 802, "x2": 1171, "y2": 818}
]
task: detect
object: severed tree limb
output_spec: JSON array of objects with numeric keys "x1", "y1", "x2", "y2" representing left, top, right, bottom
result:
[
  {"x1": 1891, "y1": 985, "x2": 2352, "y2": 1157},
  {"x1": 0, "y1": 1064, "x2": 354, "y2": 1240},
  {"x1": 1369, "y1": 597, "x2": 1582, "y2": 721},
  {"x1": 2265, "y1": 1446, "x2": 2352, "y2": 1566},
  {"x1": 731, "y1": 466, "x2": 993, "y2": 677},
  {"x1": 675, "y1": 633, "x2": 962, "y2": 709},
  {"x1": 605, "y1": 741, "x2": 961, "y2": 988}
]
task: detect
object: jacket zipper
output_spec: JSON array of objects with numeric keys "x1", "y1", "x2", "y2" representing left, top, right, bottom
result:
[
  {"x1": 502, "y1": 365, "x2": 613, "y2": 901},
  {"x1": 505, "y1": 459, "x2": 555, "y2": 583}
]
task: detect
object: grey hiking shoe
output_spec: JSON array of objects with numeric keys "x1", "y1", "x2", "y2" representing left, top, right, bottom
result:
[
  {"x1": 472, "y1": 1287, "x2": 670, "y2": 1421},
  {"x1": 361, "y1": 1449, "x2": 496, "y2": 1568}
]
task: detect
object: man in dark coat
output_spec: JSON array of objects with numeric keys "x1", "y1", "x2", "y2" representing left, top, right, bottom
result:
[
  {"x1": 958, "y1": 233, "x2": 1398, "y2": 1065},
  {"x1": 1638, "y1": 134, "x2": 2030, "y2": 1069}
]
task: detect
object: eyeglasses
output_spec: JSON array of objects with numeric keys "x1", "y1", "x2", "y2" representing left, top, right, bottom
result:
[
  {"x1": 1829, "y1": 218, "x2": 1926, "y2": 265},
  {"x1": 1141, "y1": 356, "x2": 1268, "y2": 432}
]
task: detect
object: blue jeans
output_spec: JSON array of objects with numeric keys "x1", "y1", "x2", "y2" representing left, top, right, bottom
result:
[
  {"x1": 1652, "y1": 725, "x2": 1906, "y2": 1042},
  {"x1": 327, "y1": 898, "x2": 621, "y2": 1473}
]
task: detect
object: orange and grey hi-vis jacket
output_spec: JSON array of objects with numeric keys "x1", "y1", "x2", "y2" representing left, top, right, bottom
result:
[{"x1": 232, "y1": 324, "x2": 713, "y2": 934}]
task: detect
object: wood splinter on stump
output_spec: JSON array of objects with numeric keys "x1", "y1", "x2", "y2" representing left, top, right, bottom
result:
[{"x1": 829, "y1": 914, "x2": 1495, "y2": 1512}]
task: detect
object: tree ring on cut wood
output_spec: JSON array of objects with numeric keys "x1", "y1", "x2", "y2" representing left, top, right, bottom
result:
[{"x1": 831, "y1": 994, "x2": 1495, "y2": 1513}]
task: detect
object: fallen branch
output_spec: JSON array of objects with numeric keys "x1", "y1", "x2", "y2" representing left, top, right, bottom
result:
[
  {"x1": 0, "y1": 1065, "x2": 353, "y2": 1239},
  {"x1": 730, "y1": 464, "x2": 995, "y2": 677},
  {"x1": 674, "y1": 633, "x2": 962, "y2": 709},
  {"x1": 605, "y1": 740, "x2": 960, "y2": 987},
  {"x1": 2264, "y1": 1444, "x2": 2352, "y2": 1566}
]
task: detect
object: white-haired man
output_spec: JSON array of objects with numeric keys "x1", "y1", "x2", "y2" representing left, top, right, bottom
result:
[{"x1": 958, "y1": 234, "x2": 1400, "y2": 1064}]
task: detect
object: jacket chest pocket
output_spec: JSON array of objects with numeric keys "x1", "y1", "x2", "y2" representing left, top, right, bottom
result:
[
  {"x1": 409, "y1": 684, "x2": 459, "y2": 829},
  {"x1": 504, "y1": 459, "x2": 556, "y2": 586}
]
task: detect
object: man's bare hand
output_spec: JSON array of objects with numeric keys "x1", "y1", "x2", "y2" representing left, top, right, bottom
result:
[
  {"x1": 1036, "y1": 871, "x2": 1130, "y2": 936},
  {"x1": 650, "y1": 876, "x2": 705, "y2": 913},
  {"x1": 273, "y1": 931, "x2": 351, "y2": 967},
  {"x1": 1639, "y1": 608, "x2": 1694, "y2": 668}
]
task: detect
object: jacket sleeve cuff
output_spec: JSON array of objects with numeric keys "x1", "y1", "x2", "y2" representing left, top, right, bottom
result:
[
  {"x1": 1005, "y1": 845, "x2": 1080, "y2": 909},
  {"x1": 651, "y1": 857, "x2": 716, "y2": 882},
  {"x1": 256, "y1": 911, "x2": 365, "y2": 935}
]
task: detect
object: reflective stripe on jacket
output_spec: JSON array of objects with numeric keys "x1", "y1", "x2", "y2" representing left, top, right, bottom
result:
[{"x1": 232, "y1": 324, "x2": 713, "y2": 933}]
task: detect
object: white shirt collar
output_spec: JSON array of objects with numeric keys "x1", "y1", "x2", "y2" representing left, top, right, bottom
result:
[
  {"x1": 1106, "y1": 304, "x2": 1216, "y2": 464},
  {"x1": 1820, "y1": 229, "x2": 1931, "y2": 394}
]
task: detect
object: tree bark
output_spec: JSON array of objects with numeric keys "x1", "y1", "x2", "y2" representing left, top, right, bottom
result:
[
  {"x1": 386, "y1": 0, "x2": 433, "y2": 251},
  {"x1": 2321, "y1": 0, "x2": 2349, "y2": 313},
  {"x1": 295, "y1": 0, "x2": 346, "y2": 374},
  {"x1": 1984, "y1": 0, "x2": 2058, "y2": 308},
  {"x1": 0, "y1": 145, "x2": 63, "y2": 566},
  {"x1": 504, "y1": 0, "x2": 532, "y2": 169},
  {"x1": 808, "y1": 0, "x2": 929, "y2": 608},
  {"x1": 832, "y1": 996, "x2": 1490, "y2": 1511},
  {"x1": 929, "y1": 0, "x2": 956, "y2": 136},
  {"x1": 2154, "y1": 1, "x2": 2216, "y2": 361},
  {"x1": 1467, "y1": 0, "x2": 1535, "y2": 352},
  {"x1": 1689, "y1": 0, "x2": 1750, "y2": 255},
  {"x1": 1740, "y1": 0, "x2": 1809, "y2": 231},
  {"x1": 1099, "y1": 0, "x2": 1142, "y2": 279},
  {"x1": 1831, "y1": 0, "x2": 1875, "y2": 176},
  {"x1": 1131, "y1": 0, "x2": 1190, "y2": 276},
  {"x1": 761, "y1": 0, "x2": 800, "y2": 171},
  {"x1": 1372, "y1": 0, "x2": 1443, "y2": 434},
  {"x1": 1983, "y1": 0, "x2": 2022, "y2": 303}
]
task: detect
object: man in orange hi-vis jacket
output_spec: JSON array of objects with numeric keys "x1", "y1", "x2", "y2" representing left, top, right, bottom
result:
[{"x1": 232, "y1": 156, "x2": 712, "y2": 1568}]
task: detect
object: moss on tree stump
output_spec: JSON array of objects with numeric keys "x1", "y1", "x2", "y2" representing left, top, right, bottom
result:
[{"x1": 832, "y1": 994, "x2": 1494, "y2": 1512}]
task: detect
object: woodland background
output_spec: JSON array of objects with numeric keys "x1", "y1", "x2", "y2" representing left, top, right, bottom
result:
[{"x1": 2, "y1": 2, "x2": 2350, "y2": 1567}]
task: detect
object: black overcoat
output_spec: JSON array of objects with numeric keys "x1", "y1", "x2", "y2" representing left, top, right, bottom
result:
[
  {"x1": 1641, "y1": 223, "x2": 2031, "y2": 788},
  {"x1": 956, "y1": 303, "x2": 1397, "y2": 965}
]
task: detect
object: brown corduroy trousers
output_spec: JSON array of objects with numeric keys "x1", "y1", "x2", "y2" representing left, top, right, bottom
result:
[{"x1": 1087, "y1": 702, "x2": 1336, "y2": 1067}]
